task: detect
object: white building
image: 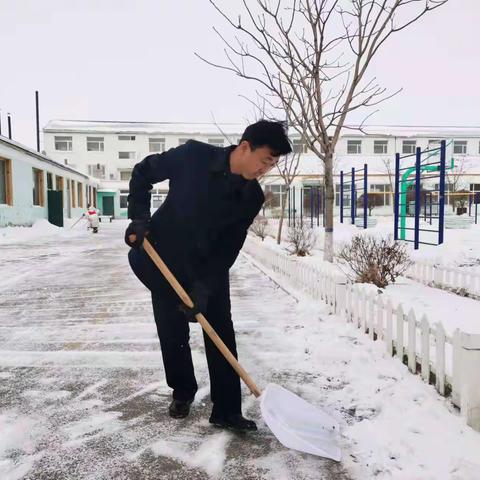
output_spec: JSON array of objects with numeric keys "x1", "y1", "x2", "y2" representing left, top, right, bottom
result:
[
  {"x1": 0, "y1": 135, "x2": 99, "y2": 227},
  {"x1": 43, "y1": 120, "x2": 480, "y2": 218}
]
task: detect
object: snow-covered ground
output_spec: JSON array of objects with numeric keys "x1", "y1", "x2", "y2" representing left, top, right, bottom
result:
[
  {"x1": 262, "y1": 218, "x2": 480, "y2": 336},
  {"x1": 267, "y1": 215, "x2": 480, "y2": 272},
  {"x1": 1, "y1": 220, "x2": 480, "y2": 479}
]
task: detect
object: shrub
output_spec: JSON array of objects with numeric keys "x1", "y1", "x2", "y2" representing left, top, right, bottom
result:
[
  {"x1": 287, "y1": 223, "x2": 317, "y2": 256},
  {"x1": 250, "y1": 215, "x2": 269, "y2": 241},
  {"x1": 339, "y1": 235, "x2": 411, "y2": 288}
]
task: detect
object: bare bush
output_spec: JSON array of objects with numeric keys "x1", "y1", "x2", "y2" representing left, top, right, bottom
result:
[
  {"x1": 339, "y1": 235, "x2": 411, "y2": 288},
  {"x1": 250, "y1": 215, "x2": 269, "y2": 241},
  {"x1": 287, "y1": 223, "x2": 317, "y2": 257}
]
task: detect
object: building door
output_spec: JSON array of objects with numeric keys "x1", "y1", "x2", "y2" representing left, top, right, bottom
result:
[
  {"x1": 48, "y1": 190, "x2": 64, "y2": 227},
  {"x1": 103, "y1": 196, "x2": 114, "y2": 216}
]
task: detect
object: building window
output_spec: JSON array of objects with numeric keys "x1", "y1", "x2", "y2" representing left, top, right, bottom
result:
[
  {"x1": 118, "y1": 135, "x2": 135, "y2": 141},
  {"x1": 77, "y1": 182, "x2": 83, "y2": 208},
  {"x1": 54, "y1": 136, "x2": 72, "y2": 151},
  {"x1": 120, "y1": 189, "x2": 129, "y2": 208},
  {"x1": 453, "y1": 140, "x2": 467, "y2": 155},
  {"x1": 119, "y1": 169, "x2": 133, "y2": 181},
  {"x1": 335, "y1": 183, "x2": 351, "y2": 207},
  {"x1": 32, "y1": 168, "x2": 45, "y2": 206},
  {"x1": 88, "y1": 164, "x2": 106, "y2": 179},
  {"x1": 292, "y1": 139, "x2": 308, "y2": 154},
  {"x1": 347, "y1": 140, "x2": 362, "y2": 154},
  {"x1": 208, "y1": 138, "x2": 224, "y2": 147},
  {"x1": 55, "y1": 175, "x2": 64, "y2": 192},
  {"x1": 87, "y1": 137, "x2": 104, "y2": 152},
  {"x1": 178, "y1": 138, "x2": 190, "y2": 145},
  {"x1": 263, "y1": 184, "x2": 286, "y2": 209},
  {"x1": 370, "y1": 184, "x2": 391, "y2": 206},
  {"x1": 373, "y1": 140, "x2": 388, "y2": 154},
  {"x1": 118, "y1": 151, "x2": 136, "y2": 159},
  {"x1": 428, "y1": 139, "x2": 441, "y2": 149},
  {"x1": 149, "y1": 138, "x2": 165, "y2": 153},
  {"x1": 402, "y1": 140, "x2": 416, "y2": 155},
  {"x1": 47, "y1": 172, "x2": 53, "y2": 190},
  {"x1": 0, "y1": 158, "x2": 13, "y2": 205}
]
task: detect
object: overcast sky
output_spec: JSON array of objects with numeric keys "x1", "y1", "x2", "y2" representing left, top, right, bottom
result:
[{"x1": 0, "y1": 0, "x2": 479, "y2": 149}]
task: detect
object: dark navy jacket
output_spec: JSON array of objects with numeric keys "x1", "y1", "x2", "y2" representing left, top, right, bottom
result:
[{"x1": 128, "y1": 140, "x2": 265, "y2": 292}]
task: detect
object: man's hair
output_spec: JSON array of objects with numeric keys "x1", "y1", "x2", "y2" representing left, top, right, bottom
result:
[{"x1": 240, "y1": 120, "x2": 292, "y2": 156}]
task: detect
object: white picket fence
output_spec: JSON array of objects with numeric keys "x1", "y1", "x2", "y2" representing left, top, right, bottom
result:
[
  {"x1": 242, "y1": 236, "x2": 480, "y2": 432},
  {"x1": 243, "y1": 237, "x2": 343, "y2": 306},
  {"x1": 407, "y1": 261, "x2": 480, "y2": 298}
]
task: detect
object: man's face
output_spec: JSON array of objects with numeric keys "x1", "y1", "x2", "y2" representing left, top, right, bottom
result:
[{"x1": 241, "y1": 143, "x2": 279, "y2": 180}]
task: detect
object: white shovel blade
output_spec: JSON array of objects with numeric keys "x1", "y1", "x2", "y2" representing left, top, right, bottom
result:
[{"x1": 260, "y1": 383, "x2": 341, "y2": 461}]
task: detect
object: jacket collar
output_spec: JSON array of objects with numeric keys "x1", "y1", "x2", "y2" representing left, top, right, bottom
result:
[{"x1": 209, "y1": 145, "x2": 236, "y2": 174}]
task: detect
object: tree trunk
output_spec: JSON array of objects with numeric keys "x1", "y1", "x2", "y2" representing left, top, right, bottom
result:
[
  {"x1": 324, "y1": 152, "x2": 334, "y2": 262},
  {"x1": 276, "y1": 187, "x2": 288, "y2": 245}
]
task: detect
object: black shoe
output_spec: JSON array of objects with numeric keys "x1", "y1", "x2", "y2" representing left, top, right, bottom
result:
[
  {"x1": 168, "y1": 399, "x2": 193, "y2": 419},
  {"x1": 209, "y1": 413, "x2": 257, "y2": 432}
]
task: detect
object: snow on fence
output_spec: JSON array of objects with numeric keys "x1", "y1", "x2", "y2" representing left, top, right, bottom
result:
[
  {"x1": 243, "y1": 236, "x2": 480, "y2": 432},
  {"x1": 406, "y1": 261, "x2": 480, "y2": 299}
]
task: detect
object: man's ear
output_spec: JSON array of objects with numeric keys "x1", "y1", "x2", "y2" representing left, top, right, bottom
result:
[{"x1": 238, "y1": 140, "x2": 251, "y2": 153}]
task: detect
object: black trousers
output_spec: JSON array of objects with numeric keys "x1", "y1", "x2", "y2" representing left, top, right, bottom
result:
[{"x1": 129, "y1": 247, "x2": 242, "y2": 417}]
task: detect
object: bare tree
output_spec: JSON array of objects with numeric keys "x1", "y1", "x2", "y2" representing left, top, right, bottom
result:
[
  {"x1": 273, "y1": 151, "x2": 300, "y2": 244},
  {"x1": 198, "y1": 0, "x2": 449, "y2": 262},
  {"x1": 446, "y1": 156, "x2": 471, "y2": 212},
  {"x1": 381, "y1": 156, "x2": 395, "y2": 212}
]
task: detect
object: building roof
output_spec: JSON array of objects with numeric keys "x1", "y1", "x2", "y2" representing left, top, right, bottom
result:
[
  {"x1": 43, "y1": 119, "x2": 246, "y2": 136},
  {"x1": 339, "y1": 125, "x2": 480, "y2": 138},
  {"x1": 43, "y1": 120, "x2": 480, "y2": 139},
  {"x1": 0, "y1": 135, "x2": 92, "y2": 180}
]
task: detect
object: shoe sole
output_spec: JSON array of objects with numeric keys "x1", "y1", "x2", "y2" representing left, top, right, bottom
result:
[{"x1": 209, "y1": 421, "x2": 257, "y2": 432}]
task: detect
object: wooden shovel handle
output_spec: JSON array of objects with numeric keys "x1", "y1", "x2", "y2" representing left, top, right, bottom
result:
[{"x1": 143, "y1": 237, "x2": 262, "y2": 398}]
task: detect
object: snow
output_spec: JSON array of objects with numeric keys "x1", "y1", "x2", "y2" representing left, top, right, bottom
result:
[
  {"x1": 1, "y1": 220, "x2": 480, "y2": 479},
  {"x1": 0, "y1": 218, "x2": 88, "y2": 245}
]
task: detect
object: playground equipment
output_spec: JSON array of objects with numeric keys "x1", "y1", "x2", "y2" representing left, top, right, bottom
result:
[
  {"x1": 287, "y1": 186, "x2": 325, "y2": 228},
  {"x1": 468, "y1": 192, "x2": 480, "y2": 224},
  {"x1": 394, "y1": 140, "x2": 454, "y2": 249},
  {"x1": 339, "y1": 164, "x2": 368, "y2": 229}
]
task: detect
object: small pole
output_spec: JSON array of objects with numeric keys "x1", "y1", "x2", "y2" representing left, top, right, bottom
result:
[
  {"x1": 394, "y1": 153, "x2": 400, "y2": 241},
  {"x1": 310, "y1": 186, "x2": 314, "y2": 228},
  {"x1": 7, "y1": 114, "x2": 12, "y2": 140},
  {"x1": 292, "y1": 187, "x2": 297, "y2": 227},
  {"x1": 439, "y1": 140, "x2": 446, "y2": 245},
  {"x1": 351, "y1": 167, "x2": 355, "y2": 225},
  {"x1": 288, "y1": 187, "x2": 291, "y2": 227},
  {"x1": 430, "y1": 192, "x2": 433, "y2": 225},
  {"x1": 340, "y1": 170, "x2": 344, "y2": 223},
  {"x1": 414, "y1": 147, "x2": 422, "y2": 249},
  {"x1": 35, "y1": 91, "x2": 40, "y2": 152},
  {"x1": 363, "y1": 163, "x2": 368, "y2": 229}
]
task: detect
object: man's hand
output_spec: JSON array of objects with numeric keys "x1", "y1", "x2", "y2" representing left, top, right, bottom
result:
[
  {"x1": 125, "y1": 219, "x2": 151, "y2": 248},
  {"x1": 179, "y1": 282, "x2": 209, "y2": 323}
]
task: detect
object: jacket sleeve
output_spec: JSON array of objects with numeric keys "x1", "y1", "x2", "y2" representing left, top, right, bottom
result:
[{"x1": 127, "y1": 142, "x2": 190, "y2": 220}]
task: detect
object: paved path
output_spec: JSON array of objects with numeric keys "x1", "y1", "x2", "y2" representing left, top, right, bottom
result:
[{"x1": 0, "y1": 221, "x2": 351, "y2": 479}]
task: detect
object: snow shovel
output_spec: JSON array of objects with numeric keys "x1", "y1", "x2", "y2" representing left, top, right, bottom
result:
[{"x1": 143, "y1": 237, "x2": 341, "y2": 461}]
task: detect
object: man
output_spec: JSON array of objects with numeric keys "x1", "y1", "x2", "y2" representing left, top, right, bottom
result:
[{"x1": 125, "y1": 120, "x2": 291, "y2": 431}]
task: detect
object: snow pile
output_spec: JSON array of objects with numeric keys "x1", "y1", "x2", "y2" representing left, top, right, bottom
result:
[{"x1": 0, "y1": 218, "x2": 88, "y2": 245}]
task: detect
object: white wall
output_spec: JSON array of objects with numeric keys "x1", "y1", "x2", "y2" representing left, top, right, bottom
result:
[{"x1": 0, "y1": 141, "x2": 98, "y2": 226}]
